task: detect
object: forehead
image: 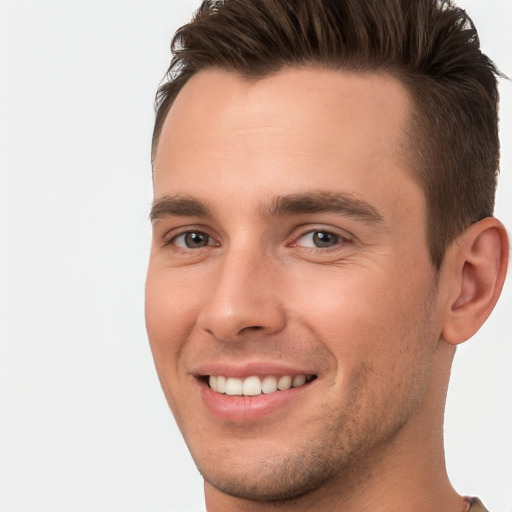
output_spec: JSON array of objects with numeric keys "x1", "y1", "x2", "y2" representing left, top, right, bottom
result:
[{"x1": 153, "y1": 67, "x2": 419, "y2": 223}]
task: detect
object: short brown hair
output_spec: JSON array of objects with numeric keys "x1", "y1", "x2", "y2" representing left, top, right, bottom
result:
[{"x1": 152, "y1": 0, "x2": 502, "y2": 268}]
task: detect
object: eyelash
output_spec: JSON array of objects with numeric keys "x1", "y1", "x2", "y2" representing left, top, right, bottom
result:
[
  {"x1": 290, "y1": 229, "x2": 350, "y2": 250},
  {"x1": 162, "y1": 226, "x2": 351, "y2": 253},
  {"x1": 162, "y1": 227, "x2": 218, "y2": 250}
]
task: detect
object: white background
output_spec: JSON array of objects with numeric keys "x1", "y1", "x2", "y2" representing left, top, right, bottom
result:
[{"x1": 0, "y1": 1, "x2": 510, "y2": 511}]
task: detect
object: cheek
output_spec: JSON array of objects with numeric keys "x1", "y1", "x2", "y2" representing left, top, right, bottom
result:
[
  {"x1": 300, "y1": 270, "x2": 438, "y2": 436},
  {"x1": 293, "y1": 264, "x2": 436, "y2": 380},
  {"x1": 145, "y1": 268, "x2": 205, "y2": 426},
  {"x1": 145, "y1": 267, "x2": 201, "y2": 375}
]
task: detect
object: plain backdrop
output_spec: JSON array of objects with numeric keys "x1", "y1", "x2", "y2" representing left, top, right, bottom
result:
[{"x1": 0, "y1": 1, "x2": 510, "y2": 511}]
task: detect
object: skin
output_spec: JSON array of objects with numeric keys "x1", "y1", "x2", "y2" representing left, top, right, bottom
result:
[{"x1": 145, "y1": 68, "x2": 508, "y2": 511}]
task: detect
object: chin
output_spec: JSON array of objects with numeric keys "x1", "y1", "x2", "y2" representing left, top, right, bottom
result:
[
  {"x1": 199, "y1": 452, "x2": 338, "y2": 502},
  {"x1": 190, "y1": 430, "x2": 360, "y2": 503}
]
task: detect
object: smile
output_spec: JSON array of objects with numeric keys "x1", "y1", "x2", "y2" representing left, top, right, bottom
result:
[{"x1": 208, "y1": 374, "x2": 316, "y2": 396}]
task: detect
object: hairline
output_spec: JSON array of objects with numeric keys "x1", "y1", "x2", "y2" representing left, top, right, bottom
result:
[
  {"x1": 151, "y1": 63, "x2": 414, "y2": 163},
  {"x1": 151, "y1": 64, "x2": 445, "y2": 268}
]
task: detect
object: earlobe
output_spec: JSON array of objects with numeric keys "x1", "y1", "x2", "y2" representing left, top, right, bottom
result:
[{"x1": 442, "y1": 217, "x2": 509, "y2": 345}]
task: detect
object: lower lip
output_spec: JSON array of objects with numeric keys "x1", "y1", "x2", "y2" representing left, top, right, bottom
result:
[{"x1": 199, "y1": 380, "x2": 313, "y2": 422}]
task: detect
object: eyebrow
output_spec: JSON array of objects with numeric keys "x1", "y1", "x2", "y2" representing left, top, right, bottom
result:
[
  {"x1": 150, "y1": 195, "x2": 212, "y2": 223},
  {"x1": 150, "y1": 191, "x2": 383, "y2": 224},
  {"x1": 261, "y1": 191, "x2": 383, "y2": 223}
]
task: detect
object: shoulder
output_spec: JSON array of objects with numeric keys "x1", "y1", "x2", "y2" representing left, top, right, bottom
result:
[{"x1": 466, "y1": 497, "x2": 489, "y2": 512}]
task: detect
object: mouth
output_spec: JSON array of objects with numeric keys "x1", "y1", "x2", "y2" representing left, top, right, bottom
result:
[
  {"x1": 196, "y1": 366, "x2": 320, "y2": 421},
  {"x1": 205, "y1": 374, "x2": 317, "y2": 396}
]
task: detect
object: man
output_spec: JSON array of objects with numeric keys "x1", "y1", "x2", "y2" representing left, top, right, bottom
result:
[{"x1": 145, "y1": 0, "x2": 509, "y2": 510}]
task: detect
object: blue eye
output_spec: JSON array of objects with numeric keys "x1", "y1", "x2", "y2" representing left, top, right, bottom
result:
[
  {"x1": 296, "y1": 230, "x2": 342, "y2": 248},
  {"x1": 172, "y1": 231, "x2": 216, "y2": 249}
]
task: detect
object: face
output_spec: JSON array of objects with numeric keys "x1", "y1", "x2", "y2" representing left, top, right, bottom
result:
[{"x1": 146, "y1": 68, "x2": 444, "y2": 502}]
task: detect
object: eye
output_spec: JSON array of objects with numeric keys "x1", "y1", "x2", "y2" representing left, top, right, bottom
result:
[
  {"x1": 294, "y1": 230, "x2": 343, "y2": 249},
  {"x1": 171, "y1": 231, "x2": 217, "y2": 249}
]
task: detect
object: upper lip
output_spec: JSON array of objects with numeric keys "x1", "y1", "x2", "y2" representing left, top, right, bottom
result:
[{"x1": 191, "y1": 361, "x2": 318, "y2": 379}]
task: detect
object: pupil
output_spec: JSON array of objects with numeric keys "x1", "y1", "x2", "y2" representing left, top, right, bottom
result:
[
  {"x1": 185, "y1": 232, "x2": 208, "y2": 248},
  {"x1": 313, "y1": 231, "x2": 337, "y2": 247}
]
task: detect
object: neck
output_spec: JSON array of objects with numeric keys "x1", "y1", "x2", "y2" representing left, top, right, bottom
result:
[{"x1": 204, "y1": 341, "x2": 466, "y2": 512}]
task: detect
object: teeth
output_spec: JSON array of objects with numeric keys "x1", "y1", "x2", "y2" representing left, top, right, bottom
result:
[
  {"x1": 292, "y1": 375, "x2": 306, "y2": 387},
  {"x1": 261, "y1": 375, "x2": 277, "y2": 394},
  {"x1": 216, "y1": 375, "x2": 227, "y2": 393},
  {"x1": 208, "y1": 374, "x2": 312, "y2": 396},
  {"x1": 225, "y1": 377, "x2": 243, "y2": 396},
  {"x1": 277, "y1": 375, "x2": 292, "y2": 391},
  {"x1": 242, "y1": 376, "x2": 261, "y2": 396}
]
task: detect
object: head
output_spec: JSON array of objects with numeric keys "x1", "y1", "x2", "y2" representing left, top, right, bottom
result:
[
  {"x1": 146, "y1": 0, "x2": 508, "y2": 509},
  {"x1": 152, "y1": 0, "x2": 502, "y2": 269}
]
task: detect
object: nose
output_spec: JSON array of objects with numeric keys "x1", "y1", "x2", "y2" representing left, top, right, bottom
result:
[{"x1": 196, "y1": 247, "x2": 287, "y2": 342}]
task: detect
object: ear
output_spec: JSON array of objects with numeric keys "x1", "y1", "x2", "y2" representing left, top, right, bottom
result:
[{"x1": 441, "y1": 217, "x2": 509, "y2": 345}]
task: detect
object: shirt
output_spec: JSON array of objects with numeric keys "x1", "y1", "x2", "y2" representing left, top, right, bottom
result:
[{"x1": 467, "y1": 497, "x2": 489, "y2": 512}]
